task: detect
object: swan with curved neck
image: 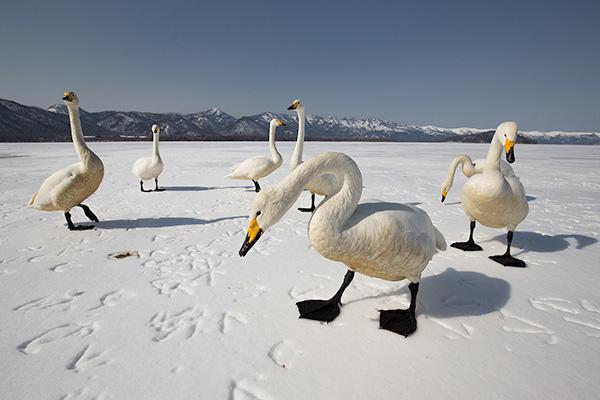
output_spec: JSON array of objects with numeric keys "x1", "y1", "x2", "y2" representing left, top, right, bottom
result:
[
  {"x1": 238, "y1": 152, "x2": 446, "y2": 337},
  {"x1": 132, "y1": 124, "x2": 165, "y2": 192},
  {"x1": 450, "y1": 121, "x2": 529, "y2": 267},
  {"x1": 287, "y1": 99, "x2": 338, "y2": 212},
  {"x1": 440, "y1": 155, "x2": 514, "y2": 202},
  {"x1": 227, "y1": 118, "x2": 284, "y2": 192},
  {"x1": 27, "y1": 91, "x2": 104, "y2": 230}
]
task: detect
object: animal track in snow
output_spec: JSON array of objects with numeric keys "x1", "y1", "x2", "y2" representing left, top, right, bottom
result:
[
  {"x1": 89, "y1": 289, "x2": 135, "y2": 310},
  {"x1": 229, "y1": 380, "x2": 272, "y2": 400},
  {"x1": 67, "y1": 344, "x2": 113, "y2": 373},
  {"x1": 14, "y1": 289, "x2": 84, "y2": 313},
  {"x1": 219, "y1": 311, "x2": 249, "y2": 334},
  {"x1": 288, "y1": 285, "x2": 325, "y2": 300},
  {"x1": 500, "y1": 309, "x2": 558, "y2": 344},
  {"x1": 59, "y1": 388, "x2": 111, "y2": 400},
  {"x1": 529, "y1": 297, "x2": 580, "y2": 314},
  {"x1": 148, "y1": 306, "x2": 208, "y2": 342},
  {"x1": 268, "y1": 340, "x2": 303, "y2": 369},
  {"x1": 426, "y1": 317, "x2": 474, "y2": 340},
  {"x1": 18, "y1": 321, "x2": 98, "y2": 354},
  {"x1": 580, "y1": 299, "x2": 600, "y2": 314}
]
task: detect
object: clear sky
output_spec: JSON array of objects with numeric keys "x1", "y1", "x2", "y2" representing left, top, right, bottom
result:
[{"x1": 1, "y1": 0, "x2": 598, "y2": 131}]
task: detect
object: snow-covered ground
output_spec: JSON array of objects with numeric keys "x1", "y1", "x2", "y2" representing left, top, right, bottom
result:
[{"x1": 1, "y1": 142, "x2": 599, "y2": 400}]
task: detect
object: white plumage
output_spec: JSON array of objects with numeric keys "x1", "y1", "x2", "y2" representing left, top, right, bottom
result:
[
  {"x1": 132, "y1": 124, "x2": 164, "y2": 192},
  {"x1": 227, "y1": 118, "x2": 284, "y2": 191},
  {"x1": 239, "y1": 152, "x2": 445, "y2": 336},
  {"x1": 27, "y1": 92, "x2": 104, "y2": 230}
]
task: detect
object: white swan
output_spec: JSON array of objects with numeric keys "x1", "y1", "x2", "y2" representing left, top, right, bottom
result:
[
  {"x1": 27, "y1": 92, "x2": 104, "y2": 230},
  {"x1": 227, "y1": 118, "x2": 284, "y2": 192},
  {"x1": 287, "y1": 99, "x2": 338, "y2": 212},
  {"x1": 450, "y1": 121, "x2": 529, "y2": 267},
  {"x1": 132, "y1": 124, "x2": 165, "y2": 192},
  {"x1": 440, "y1": 155, "x2": 514, "y2": 202},
  {"x1": 238, "y1": 152, "x2": 446, "y2": 337}
]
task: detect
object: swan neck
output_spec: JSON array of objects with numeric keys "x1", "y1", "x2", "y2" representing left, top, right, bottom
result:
[
  {"x1": 290, "y1": 108, "x2": 305, "y2": 170},
  {"x1": 485, "y1": 135, "x2": 503, "y2": 170},
  {"x1": 443, "y1": 155, "x2": 474, "y2": 189},
  {"x1": 152, "y1": 132, "x2": 160, "y2": 159},
  {"x1": 268, "y1": 124, "x2": 281, "y2": 162},
  {"x1": 67, "y1": 106, "x2": 92, "y2": 163}
]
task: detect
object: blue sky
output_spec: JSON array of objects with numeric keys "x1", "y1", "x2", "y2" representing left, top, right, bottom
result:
[{"x1": 1, "y1": 0, "x2": 598, "y2": 131}]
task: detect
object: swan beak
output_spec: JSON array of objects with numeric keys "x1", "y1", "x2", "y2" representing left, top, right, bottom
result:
[
  {"x1": 277, "y1": 120, "x2": 286, "y2": 126},
  {"x1": 287, "y1": 105, "x2": 296, "y2": 110},
  {"x1": 62, "y1": 92, "x2": 73, "y2": 101},
  {"x1": 505, "y1": 139, "x2": 515, "y2": 163},
  {"x1": 239, "y1": 218, "x2": 264, "y2": 257},
  {"x1": 441, "y1": 190, "x2": 447, "y2": 203}
]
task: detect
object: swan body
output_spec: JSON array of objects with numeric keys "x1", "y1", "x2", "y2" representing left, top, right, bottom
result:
[
  {"x1": 441, "y1": 155, "x2": 514, "y2": 201},
  {"x1": 239, "y1": 152, "x2": 445, "y2": 335},
  {"x1": 287, "y1": 100, "x2": 338, "y2": 210},
  {"x1": 28, "y1": 92, "x2": 104, "y2": 230},
  {"x1": 227, "y1": 119, "x2": 284, "y2": 191},
  {"x1": 132, "y1": 124, "x2": 164, "y2": 191},
  {"x1": 451, "y1": 121, "x2": 529, "y2": 267}
]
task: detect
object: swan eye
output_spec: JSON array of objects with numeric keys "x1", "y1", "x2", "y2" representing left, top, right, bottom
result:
[{"x1": 256, "y1": 211, "x2": 262, "y2": 216}]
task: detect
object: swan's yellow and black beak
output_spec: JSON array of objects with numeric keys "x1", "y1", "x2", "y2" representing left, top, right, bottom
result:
[
  {"x1": 277, "y1": 119, "x2": 286, "y2": 126},
  {"x1": 505, "y1": 139, "x2": 515, "y2": 164},
  {"x1": 239, "y1": 218, "x2": 263, "y2": 257},
  {"x1": 62, "y1": 91, "x2": 74, "y2": 101},
  {"x1": 441, "y1": 189, "x2": 447, "y2": 203},
  {"x1": 287, "y1": 100, "x2": 299, "y2": 110}
]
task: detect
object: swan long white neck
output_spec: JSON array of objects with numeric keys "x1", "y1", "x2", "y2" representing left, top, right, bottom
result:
[
  {"x1": 290, "y1": 107, "x2": 305, "y2": 170},
  {"x1": 67, "y1": 106, "x2": 92, "y2": 165},
  {"x1": 152, "y1": 132, "x2": 160, "y2": 159},
  {"x1": 442, "y1": 155, "x2": 475, "y2": 190},
  {"x1": 268, "y1": 123, "x2": 282, "y2": 163},
  {"x1": 278, "y1": 153, "x2": 362, "y2": 250},
  {"x1": 484, "y1": 134, "x2": 503, "y2": 171}
]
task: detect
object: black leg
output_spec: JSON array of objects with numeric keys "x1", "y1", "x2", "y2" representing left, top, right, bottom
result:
[
  {"x1": 296, "y1": 270, "x2": 355, "y2": 322},
  {"x1": 140, "y1": 181, "x2": 151, "y2": 192},
  {"x1": 451, "y1": 220, "x2": 483, "y2": 251},
  {"x1": 78, "y1": 204, "x2": 99, "y2": 222},
  {"x1": 154, "y1": 178, "x2": 165, "y2": 192},
  {"x1": 298, "y1": 193, "x2": 316, "y2": 213},
  {"x1": 64, "y1": 211, "x2": 93, "y2": 231},
  {"x1": 489, "y1": 231, "x2": 526, "y2": 267},
  {"x1": 252, "y1": 180, "x2": 261, "y2": 192},
  {"x1": 379, "y1": 282, "x2": 419, "y2": 337}
]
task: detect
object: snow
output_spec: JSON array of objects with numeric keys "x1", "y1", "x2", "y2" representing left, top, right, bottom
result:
[{"x1": 1, "y1": 141, "x2": 599, "y2": 400}]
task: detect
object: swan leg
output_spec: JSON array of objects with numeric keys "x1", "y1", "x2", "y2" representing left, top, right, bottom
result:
[
  {"x1": 252, "y1": 180, "x2": 261, "y2": 192},
  {"x1": 140, "y1": 181, "x2": 151, "y2": 192},
  {"x1": 64, "y1": 212, "x2": 94, "y2": 231},
  {"x1": 298, "y1": 193, "x2": 316, "y2": 213},
  {"x1": 379, "y1": 282, "x2": 419, "y2": 337},
  {"x1": 153, "y1": 178, "x2": 165, "y2": 192},
  {"x1": 78, "y1": 204, "x2": 99, "y2": 222},
  {"x1": 489, "y1": 231, "x2": 526, "y2": 268},
  {"x1": 296, "y1": 270, "x2": 355, "y2": 322},
  {"x1": 451, "y1": 220, "x2": 483, "y2": 251}
]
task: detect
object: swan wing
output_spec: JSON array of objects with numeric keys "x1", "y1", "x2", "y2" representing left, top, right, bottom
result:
[
  {"x1": 227, "y1": 156, "x2": 273, "y2": 180},
  {"x1": 28, "y1": 163, "x2": 80, "y2": 210}
]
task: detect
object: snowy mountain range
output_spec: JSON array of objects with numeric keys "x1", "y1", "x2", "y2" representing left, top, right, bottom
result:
[{"x1": 1, "y1": 97, "x2": 598, "y2": 144}]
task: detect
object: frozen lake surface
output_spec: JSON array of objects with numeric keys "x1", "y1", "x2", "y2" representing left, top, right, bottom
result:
[{"x1": 0, "y1": 141, "x2": 599, "y2": 400}]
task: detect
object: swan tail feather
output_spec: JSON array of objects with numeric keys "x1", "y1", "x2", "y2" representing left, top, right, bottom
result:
[{"x1": 434, "y1": 226, "x2": 447, "y2": 251}]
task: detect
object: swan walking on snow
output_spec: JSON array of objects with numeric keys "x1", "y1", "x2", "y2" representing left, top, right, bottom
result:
[
  {"x1": 239, "y1": 152, "x2": 446, "y2": 337},
  {"x1": 287, "y1": 99, "x2": 338, "y2": 212},
  {"x1": 27, "y1": 92, "x2": 104, "y2": 230},
  {"x1": 227, "y1": 118, "x2": 285, "y2": 192},
  {"x1": 440, "y1": 155, "x2": 514, "y2": 202},
  {"x1": 132, "y1": 124, "x2": 165, "y2": 192},
  {"x1": 449, "y1": 121, "x2": 529, "y2": 267}
]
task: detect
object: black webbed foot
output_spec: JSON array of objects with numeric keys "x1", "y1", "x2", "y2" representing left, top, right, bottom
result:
[
  {"x1": 450, "y1": 241, "x2": 483, "y2": 251},
  {"x1": 489, "y1": 253, "x2": 526, "y2": 268},
  {"x1": 296, "y1": 299, "x2": 341, "y2": 322},
  {"x1": 379, "y1": 308, "x2": 417, "y2": 337}
]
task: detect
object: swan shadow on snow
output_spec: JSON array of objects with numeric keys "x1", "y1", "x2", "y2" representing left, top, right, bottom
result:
[
  {"x1": 443, "y1": 195, "x2": 535, "y2": 207},
  {"x1": 96, "y1": 215, "x2": 246, "y2": 230},
  {"x1": 345, "y1": 267, "x2": 510, "y2": 319},
  {"x1": 484, "y1": 231, "x2": 598, "y2": 255},
  {"x1": 161, "y1": 185, "x2": 250, "y2": 192}
]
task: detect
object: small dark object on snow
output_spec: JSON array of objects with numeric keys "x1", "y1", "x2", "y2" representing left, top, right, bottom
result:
[{"x1": 109, "y1": 250, "x2": 140, "y2": 259}]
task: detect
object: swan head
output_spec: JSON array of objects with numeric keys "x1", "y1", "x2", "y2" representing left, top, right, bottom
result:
[
  {"x1": 239, "y1": 187, "x2": 290, "y2": 256},
  {"x1": 287, "y1": 99, "x2": 304, "y2": 111},
  {"x1": 495, "y1": 121, "x2": 518, "y2": 164},
  {"x1": 152, "y1": 124, "x2": 160, "y2": 134},
  {"x1": 62, "y1": 91, "x2": 79, "y2": 108},
  {"x1": 270, "y1": 118, "x2": 285, "y2": 128},
  {"x1": 440, "y1": 183, "x2": 450, "y2": 203}
]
